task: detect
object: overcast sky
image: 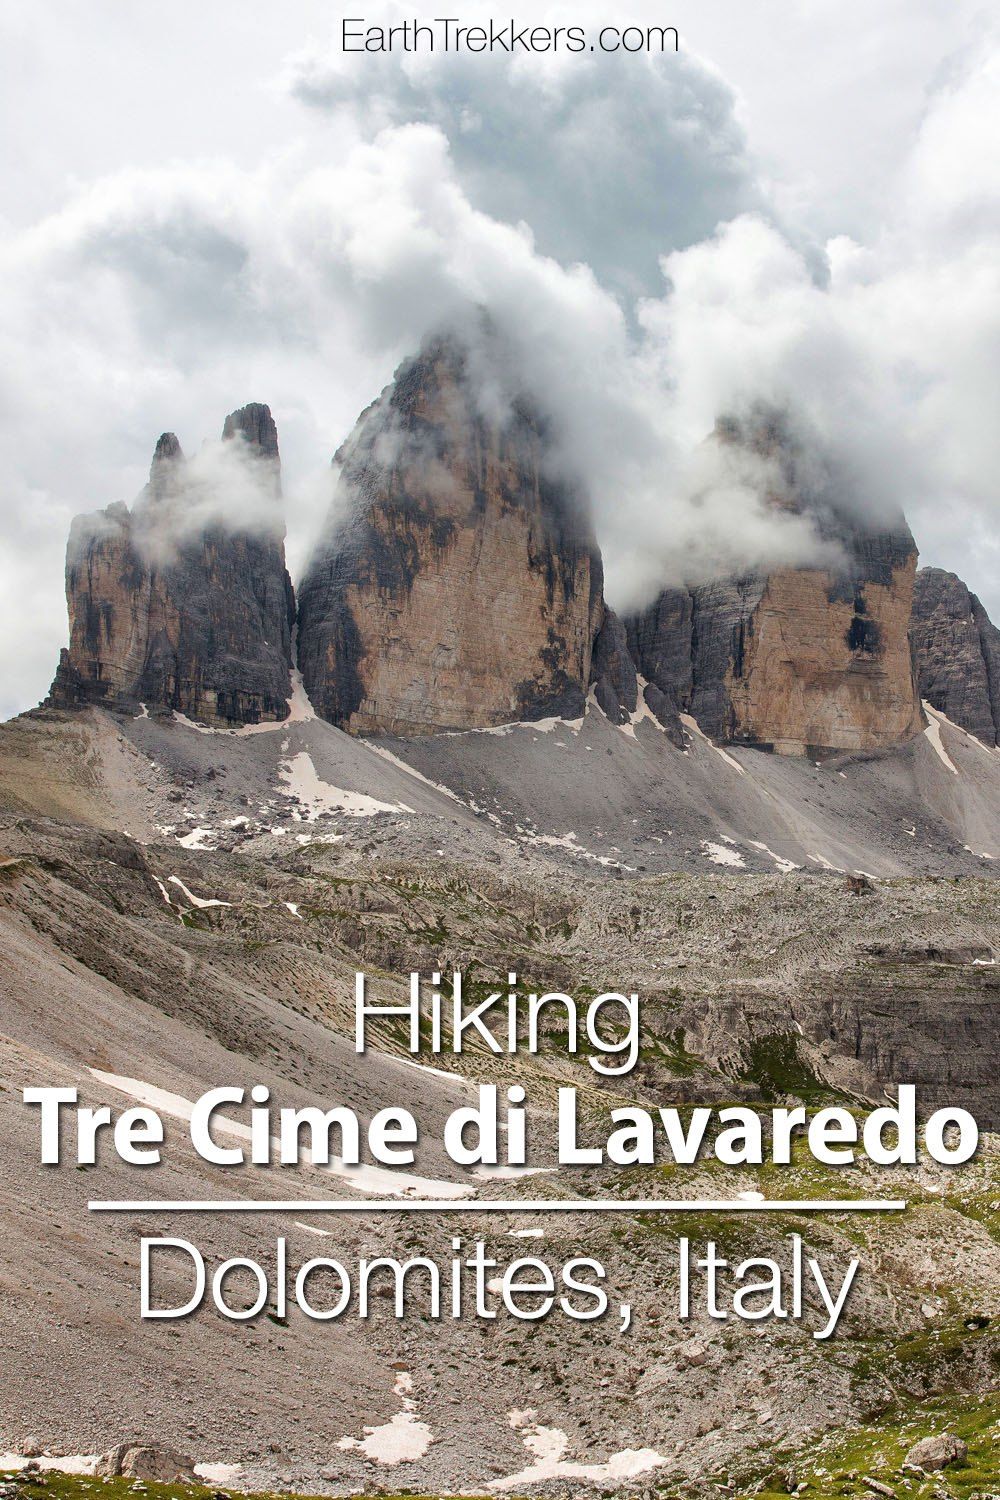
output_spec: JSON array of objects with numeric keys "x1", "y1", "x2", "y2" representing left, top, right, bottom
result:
[{"x1": 1, "y1": 0, "x2": 998, "y2": 719}]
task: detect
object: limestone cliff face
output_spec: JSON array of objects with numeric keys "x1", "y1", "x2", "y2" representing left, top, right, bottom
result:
[
  {"x1": 589, "y1": 607, "x2": 638, "y2": 726},
  {"x1": 625, "y1": 415, "x2": 924, "y2": 756},
  {"x1": 297, "y1": 337, "x2": 604, "y2": 734},
  {"x1": 48, "y1": 404, "x2": 294, "y2": 725},
  {"x1": 911, "y1": 567, "x2": 1000, "y2": 745}
]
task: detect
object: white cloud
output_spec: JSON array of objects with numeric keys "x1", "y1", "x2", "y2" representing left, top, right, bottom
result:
[
  {"x1": 283, "y1": 10, "x2": 765, "y2": 300},
  {"x1": 0, "y1": 7, "x2": 998, "y2": 719}
]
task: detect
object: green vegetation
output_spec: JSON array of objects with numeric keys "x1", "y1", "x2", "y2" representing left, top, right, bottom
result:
[
  {"x1": 735, "y1": 1032, "x2": 857, "y2": 1107},
  {"x1": 0, "y1": 1473, "x2": 479, "y2": 1500},
  {"x1": 723, "y1": 1390, "x2": 1000, "y2": 1498}
]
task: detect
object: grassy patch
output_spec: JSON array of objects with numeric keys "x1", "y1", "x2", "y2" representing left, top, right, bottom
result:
[
  {"x1": 0, "y1": 1473, "x2": 466, "y2": 1500},
  {"x1": 725, "y1": 1389, "x2": 1000, "y2": 1498}
]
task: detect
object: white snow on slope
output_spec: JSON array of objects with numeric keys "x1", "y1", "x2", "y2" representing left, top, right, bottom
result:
[
  {"x1": 365, "y1": 742, "x2": 465, "y2": 804},
  {"x1": 88, "y1": 1069, "x2": 473, "y2": 1200},
  {"x1": 922, "y1": 702, "x2": 959, "y2": 774},
  {"x1": 748, "y1": 840, "x2": 800, "y2": 874},
  {"x1": 167, "y1": 875, "x2": 232, "y2": 909},
  {"x1": 0, "y1": 1456, "x2": 97, "y2": 1476},
  {"x1": 700, "y1": 840, "x2": 746, "y2": 868},
  {"x1": 491, "y1": 1419, "x2": 667, "y2": 1490},
  {"x1": 176, "y1": 827, "x2": 216, "y2": 850},
  {"x1": 390, "y1": 1053, "x2": 471, "y2": 1089},
  {"x1": 619, "y1": 677, "x2": 667, "y2": 740},
  {"x1": 194, "y1": 1464, "x2": 243, "y2": 1485},
  {"x1": 680, "y1": 714, "x2": 745, "y2": 774},
  {"x1": 279, "y1": 750, "x2": 409, "y2": 819},
  {"x1": 523, "y1": 829, "x2": 635, "y2": 870},
  {"x1": 338, "y1": 1371, "x2": 433, "y2": 1464},
  {"x1": 173, "y1": 669, "x2": 317, "y2": 737},
  {"x1": 445, "y1": 713, "x2": 584, "y2": 739},
  {"x1": 0, "y1": 1456, "x2": 241, "y2": 1484}
]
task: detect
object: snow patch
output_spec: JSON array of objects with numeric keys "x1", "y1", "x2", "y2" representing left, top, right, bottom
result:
[
  {"x1": 700, "y1": 840, "x2": 745, "y2": 869},
  {"x1": 176, "y1": 827, "x2": 216, "y2": 850},
  {"x1": 172, "y1": 671, "x2": 315, "y2": 737},
  {"x1": 88, "y1": 1069, "x2": 473, "y2": 1200},
  {"x1": 922, "y1": 702, "x2": 959, "y2": 774},
  {"x1": 337, "y1": 1370, "x2": 433, "y2": 1465},
  {"x1": 194, "y1": 1463, "x2": 243, "y2": 1485},
  {"x1": 390, "y1": 1053, "x2": 472, "y2": 1089},
  {"x1": 0, "y1": 1456, "x2": 97, "y2": 1476},
  {"x1": 523, "y1": 829, "x2": 635, "y2": 871},
  {"x1": 445, "y1": 713, "x2": 584, "y2": 738},
  {"x1": 491, "y1": 1421, "x2": 667, "y2": 1490},
  {"x1": 618, "y1": 677, "x2": 667, "y2": 739},
  {"x1": 748, "y1": 840, "x2": 800, "y2": 874},
  {"x1": 167, "y1": 875, "x2": 231, "y2": 909},
  {"x1": 365, "y1": 743, "x2": 465, "y2": 804},
  {"x1": 680, "y1": 714, "x2": 746, "y2": 774},
  {"x1": 279, "y1": 750, "x2": 408, "y2": 819}
]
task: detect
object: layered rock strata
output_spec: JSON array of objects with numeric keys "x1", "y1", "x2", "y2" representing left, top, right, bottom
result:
[
  {"x1": 297, "y1": 337, "x2": 604, "y2": 734},
  {"x1": 911, "y1": 567, "x2": 1000, "y2": 746},
  {"x1": 625, "y1": 414, "x2": 924, "y2": 756},
  {"x1": 48, "y1": 404, "x2": 294, "y2": 725}
]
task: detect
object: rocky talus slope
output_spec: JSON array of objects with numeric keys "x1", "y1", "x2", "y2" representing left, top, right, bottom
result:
[
  {"x1": 297, "y1": 336, "x2": 606, "y2": 734},
  {"x1": 0, "y1": 705, "x2": 997, "y2": 1495},
  {"x1": 48, "y1": 404, "x2": 294, "y2": 726},
  {"x1": 625, "y1": 413, "x2": 925, "y2": 756},
  {"x1": 911, "y1": 565, "x2": 1000, "y2": 746}
]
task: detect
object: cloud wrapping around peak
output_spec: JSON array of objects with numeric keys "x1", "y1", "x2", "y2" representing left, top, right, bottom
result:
[{"x1": 0, "y1": 10, "x2": 998, "y2": 717}]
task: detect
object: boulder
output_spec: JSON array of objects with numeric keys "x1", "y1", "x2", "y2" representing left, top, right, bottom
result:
[
  {"x1": 96, "y1": 1444, "x2": 197, "y2": 1482},
  {"x1": 902, "y1": 1432, "x2": 968, "y2": 1472}
]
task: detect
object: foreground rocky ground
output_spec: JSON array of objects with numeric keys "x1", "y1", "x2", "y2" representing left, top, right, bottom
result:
[{"x1": 0, "y1": 705, "x2": 998, "y2": 1495}]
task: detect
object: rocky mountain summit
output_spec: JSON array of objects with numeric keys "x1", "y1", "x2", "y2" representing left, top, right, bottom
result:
[
  {"x1": 911, "y1": 566, "x2": 1000, "y2": 746},
  {"x1": 49, "y1": 404, "x2": 294, "y2": 726},
  {"x1": 44, "y1": 352, "x2": 1000, "y2": 768},
  {"x1": 624, "y1": 411, "x2": 925, "y2": 756},
  {"x1": 297, "y1": 335, "x2": 607, "y2": 733}
]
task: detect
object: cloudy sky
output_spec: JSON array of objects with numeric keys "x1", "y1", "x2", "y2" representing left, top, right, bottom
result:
[{"x1": 1, "y1": 0, "x2": 998, "y2": 719}]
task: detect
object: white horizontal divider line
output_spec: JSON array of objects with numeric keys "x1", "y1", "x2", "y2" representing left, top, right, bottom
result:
[{"x1": 88, "y1": 1198, "x2": 907, "y2": 1213}]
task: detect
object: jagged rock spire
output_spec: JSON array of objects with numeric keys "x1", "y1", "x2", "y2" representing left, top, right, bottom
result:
[
  {"x1": 222, "y1": 402, "x2": 279, "y2": 459},
  {"x1": 296, "y1": 331, "x2": 604, "y2": 735},
  {"x1": 47, "y1": 403, "x2": 294, "y2": 725},
  {"x1": 148, "y1": 432, "x2": 184, "y2": 500},
  {"x1": 911, "y1": 567, "x2": 1000, "y2": 746}
]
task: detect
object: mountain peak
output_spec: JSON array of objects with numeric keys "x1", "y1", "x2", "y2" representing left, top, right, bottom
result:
[{"x1": 222, "y1": 402, "x2": 279, "y2": 459}]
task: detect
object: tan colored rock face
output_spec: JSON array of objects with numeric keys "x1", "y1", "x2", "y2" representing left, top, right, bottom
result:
[
  {"x1": 624, "y1": 408, "x2": 925, "y2": 757},
  {"x1": 297, "y1": 338, "x2": 603, "y2": 734},
  {"x1": 54, "y1": 504, "x2": 151, "y2": 708},
  {"x1": 48, "y1": 405, "x2": 294, "y2": 725},
  {"x1": 726, "y1": 561, "x2": 924, "y2": 754}
]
